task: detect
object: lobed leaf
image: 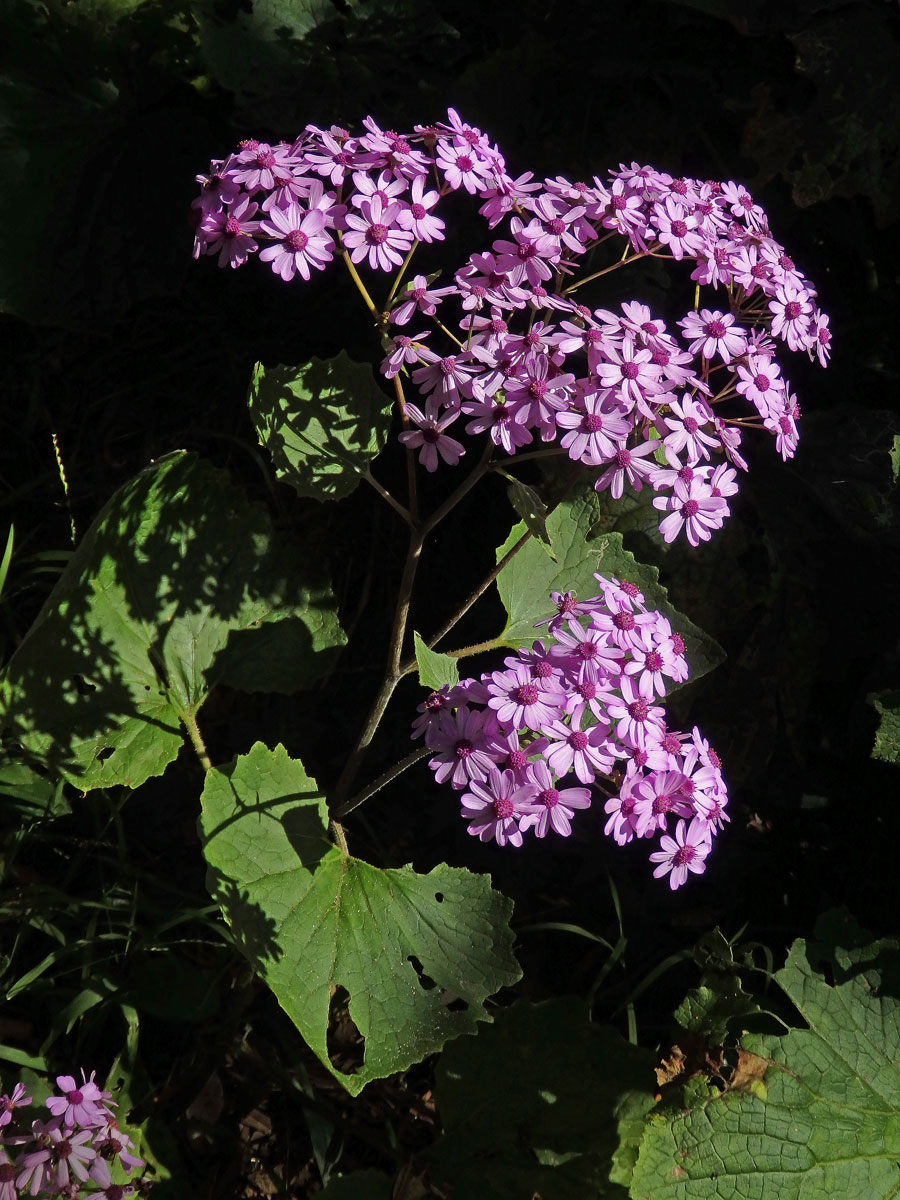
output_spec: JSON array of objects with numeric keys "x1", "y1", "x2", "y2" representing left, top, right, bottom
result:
[
  {"x1": 494, "y1": 489, "x2": 723, "y2": 682},
  {"x1": 249, "y1": 352, "x2": 394, "y2": 502},
  {"x1": 199, "y1": 743, "x2": 521, "y2": 1095},
  {"x1": 0, "y1": 452, "x2": 344, "y2": 789},
  {"x1": 630, "y1": 935, "x2": 900, "y2": 1199}
]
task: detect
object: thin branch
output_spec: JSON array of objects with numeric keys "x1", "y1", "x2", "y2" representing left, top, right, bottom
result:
[{"x1": 333, "y1": 747, "x2": 431, "y2": 821}]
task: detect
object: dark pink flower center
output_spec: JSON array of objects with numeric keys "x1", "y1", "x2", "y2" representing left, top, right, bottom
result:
[
  {"x1": 256, "y1": 150, "x2": 275, "y2": 168},
  {"x1": 456, "y1": 154, "x2": 474, "y2": 171},
  {"x1": 662, "y1": 733, "x2": 681, "y2": 753},
  {"x1": 367, "y1": 223, "x2": 389, "y2": 245},
  {"x1": 67, "y1": 1090, "x2": 84, "y2": 1105},
  {"x1": 784, "y1": 300, "x2": 801, "y2": 320},
  {"x1": 671, "y1": 633, "x2": 686, "y2": 655},
  {"x1": 56, "y1": 1139, "x2": 72, "y2": 1159},
  {"x1": 557, "y1": 594, "x2": 577, "y2": 614},
  {"x1": 653, "y1": 794, "x2": 673, "y2": 816},
  {"x1": 680, "y1": 498, "x2": 700, "y2": 518},
  {"x1": 440, "y1": 356, "x2": 457, "y2": 375},
  {"x1": 490, "y1": 318, "x2": 507, "y2": 333},
  {"x1": 705, "y1": 319, "x2": 726, "y2": 338},
  {"x1": 671, "y1": 219, "x2": 688, "y2": 238},
  {"x1": 569, "y1": 730, "x2": 589, "y2": 751},
  {"x1": 672, "y1": 178, "x2": 688, "y2": 195},
  {"x1": 239, "y1": 138, "x2": 259, "y2": 151},
  {"x1": 584, "y1": 412, "x2": 604, "y2": 432},
  {"x1": 412, "y1": 288, "x2": 426, "y2": 302},
  {"x1": 709, "y1": 748, "x2": 722, "y2": 768},
  {"x1": 423, "y1": 429, "x2": 440, "y2": 444},
  {"x1": 611, "y1": 194, "x2": 628, "y2": 211},
  {"x1": 335, "y1": 151, "x2": 354, "y2": 167},
  {"x1": 754, "y1": 373, "x2": 770, "y2": 391},
  {"x1": 507, "y1": 749, "x2": 527, "y2": 770},
  {"x1": 645, "y1": 651, "x2": 663, "y2": 671},
  {"x1": 628, "y1": 699, "x2": 649, "y2": 722},
  {"x1": 577, "y1": 641, "x2": 598, "y2": 660},
  {"x1": 547, "y1": 218, "x2": 566, "y2": 234},
  {"x1": 425, "y1": 691, "x2": 444, "y2": 710},
  {"x1": 678, "y1": 466, "x2": 694, "y2": 482},
  {"x1": 410, "y1": 202, "x2": 427, "y2": 220},
  {"x1": 493, "y1": 796, "x2": 515, "y2": 819},
  {"x1": 751, "y1": 262, "x2": 767, "y2": 279},
  {"x1": 540, "y1": 788, "x2": 560, "y2": 809},
  {"x1": 455, "y1": 739, "x2": 473, "y2": 759},
  {"x1": 622, "y1": 361, "x2": 640, "y2": 380},
  {"x1": 622, "y1": 581, "x2": 639, "y2": 597},
  {"x1": 614, "y1": 449, "x2": 632, "y2": 468},
  {"x1": 224, "y1": 216, "x2": 242, "y2": 237},
  {"x1": 516, "y1": 683, "x2": 539, "y2": 706},
  {"x1": 620, "y1": 795, "x2": 636, "y2": 815},
  {"x1": 0, "y1": 1165, "x2": 14, "y2": 1182},
  {"x1": 613, "y1": 611, "x2": 635, "y2": 631},
  {"x1": 779, "y1": 416, "x2": 793, "y2": 434},
  {"x1": 286, "y1": 230, "x2": 308, "y2": 252},
  {"x1": 529, "y1": 380, "x2": 547, "y2": 399},
  {"x1": 518, "y1": 242, "x2": 536, "y2": 259},
  {"x1": 493, "y1": 404, "x2": 510, "y2": 424},
  {"x1": 673, "y1": 844, "x2": 696, "y2": 867},
  {"x1": 533, "y1": 660, "x2": 553, "y2": 678},
  {"x1": 684, "y1": 416, "x2": 699, "y2": 434},
  {"x1": 587, "y1": 329, "x2": 603, "y2": 344}
]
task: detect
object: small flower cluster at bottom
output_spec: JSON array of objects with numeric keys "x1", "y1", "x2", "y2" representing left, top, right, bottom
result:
[
  {"x1": 412, "y1": 574, "x2": 728, "y2": 889},
  {"x1": 0, "y1": 1072, "x2": 148, "y2": 1199}
]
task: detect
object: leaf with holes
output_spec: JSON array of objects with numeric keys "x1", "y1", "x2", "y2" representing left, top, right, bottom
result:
[
  {"x1": 494, "y1": 488, "x2": 722, "y2": 683},
  {"x1": 631, "y1": 934, "x2": 900, "y2": 1199},
  {"x1": 249, "y1": 352, "x2": 394, "y2": 502},
  {"x1": 0, "y1": 452, "x2": 344, "y2": 789},
  {"x1": 199, "y1": 742, "x2": 521, "y2": 1095}
]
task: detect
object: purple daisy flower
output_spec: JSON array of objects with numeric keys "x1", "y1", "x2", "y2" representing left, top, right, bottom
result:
[
  {"x1": 258, "y1": 203, "x2": 334, "y2": 281},
  {"x1": 649, "y1": 817, "x2": 712, "y2": 890},
  {"x1": 518, "y1": 760, "x2": 591, "y2": 838},
  {"x1": 342, "y1": 195, "x2": 413, "y2": 271},
  {"x1": 460, "y1": 768, "x2": 538, "y2": 846},
  {"x1": 398, "y1": 398, "x2": 466, "y2": 473}
]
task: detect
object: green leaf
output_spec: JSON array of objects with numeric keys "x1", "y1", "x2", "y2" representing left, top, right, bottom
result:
[
  {"x1": 500, "y1": 471, "x2": 555, "y2": 552},
  {"x1": 0, "y1": 452, "x2": 344, "y2": 790},
  {"x1": 673, "y1": 930, "x2": 763, "y2": 1046},
  {"x1": 199, "y1": 743, "x2": 521, "y2": 1095},
  {"x1": 413, "y1": 631, "x2": 460, "y2": 690},
  {"x1": 631, "y1": 935, "x2": 900, "y2": 1199},
  {"x1": 0, "y1": 758, "x2": 70, "y2": 820},
  {"x1": 249, "y1": 353, "x2": 394, "y2": 502},
  {"x1": 495, "y1": 489, "x2": 723, "y2": 682},
  {"x1": 869, "y1": 690, "x2": 900, "y2": 765},
  {"x1": 428, "y1": 998, "x2": 655, "y2": 1200}
]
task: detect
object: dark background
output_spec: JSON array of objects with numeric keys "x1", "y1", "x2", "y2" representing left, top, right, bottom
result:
[{"x1": 1, "y1": 0, "x2": 899, "y2": 1194}]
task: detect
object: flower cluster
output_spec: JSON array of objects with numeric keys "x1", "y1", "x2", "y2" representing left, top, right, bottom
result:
[
  {"x1": 192, "y1": 110, "x2": 830, "y2": 549},
  {"x1": 411, "y1": 575, "x2": 727, "y2": 889},
  {"x1": 0, "y1": 1072, "x2": 147, "y2": 1198}
]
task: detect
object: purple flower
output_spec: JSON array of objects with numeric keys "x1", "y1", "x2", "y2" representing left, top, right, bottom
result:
[
  {"x1": 397, "y1": 176, "x2": 445, "y2": 242},
  {"x1": 0, "y1": 1082, "x2": 31, "y2": 1127},
  {"x1": 398, "y1": 398, "x2": 466, "y2": 472},
  {"x1": 678, "y1": 308, "x2": 747, "y2": 364},
  {"x1": 258, "y1": 203, "x2": 334, "y2": 281},
  {"x1": 342, "y1": 196, "x2": 413, "y2": 271},
  {"x1": 46, "y1": 1073, "x2": 106, "y2": 1128},
  {"x1": 201, "y1": 194, "x2": 260, "y2": 269},
  {"x1": 428, "y1": 706, "x2": 496, "y2": 788},
  {"x1": 543, "y1": 711, "x2": 615, "y2": 784},
  {"x1": 652, "y1": 477, "x2": 729, "y2": 546},
  {"x1": 460, "y1": 768, "x2": 538, "y2": 846},
  {"x1": 518, "y1": 760, "x2": 591, "y2": 838},
  {"x1": 649, "y1": 818, "x2": 712, "y2": 889},
  {"x1": 486, "y1": 662, "x2": 565, "y2": 731}
]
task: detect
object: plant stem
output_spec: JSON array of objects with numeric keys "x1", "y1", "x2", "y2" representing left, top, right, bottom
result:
[
  {"x1": 363, "y1": 471, "x2": 412, "y2": 526},
  {"x1": 181, "y1": 707, "x2": 212, "y2": 773},
  {"x1": 339, "y1": 245, "x2": 381, "y2": 320},
  {"x1": 384, "y1": 240, "x2": 420, "y2": 310},
  {"x1": 333, "y1": 747, "x2": 431, "y2": 821}
]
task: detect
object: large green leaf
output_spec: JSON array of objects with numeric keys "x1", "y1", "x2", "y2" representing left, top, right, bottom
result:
[
  {"x1": 0, "y1": 452, "x2": 344, "y2": 789},
  {"x1": 495, "y1": 489, "x2": 723, "y2": 683},
  {"x1": 199, "y1": 742, "x2": 521, "y2": 1095},
  {"x1": 249, "y1": 353, "x2": 394, "y2": 502},
  {"x1": 428, "y1": 998, "x2": 655, "y2": 1200},
  {"x1": 631, "y1": 934, "x2": 900, "y2": 1199},
  {"x1": 413, "y1": 630, "x2": 459, "y2": 690}
]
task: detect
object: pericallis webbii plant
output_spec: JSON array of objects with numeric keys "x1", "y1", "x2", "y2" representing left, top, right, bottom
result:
[{"x1": 192, "y1": 109, "x2": 830, "y2": 888}]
